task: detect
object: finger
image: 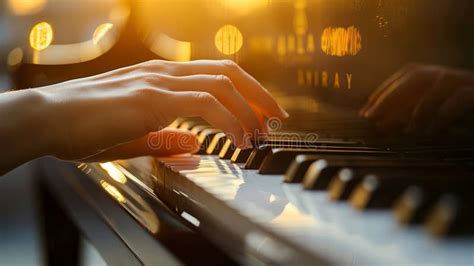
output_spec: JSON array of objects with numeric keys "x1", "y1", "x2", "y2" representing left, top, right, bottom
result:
[
  {"x1": 82, "y1": 129, "x2": 200, "y2": 162},
  {"x1": 169, "y1": 91, "x2": 250, "y2": 148},
  {"x1": 364, "y1": 66, "x2": 437, "y2": 120},
  {"x1": 408, "y1": 69, "x2": 474, "y2": 133},
  {"x1": 406, "y1": 69, "x2": 448, "y2": 133},
  {"x1": 147, "y1": 73, "x2": 264, "y2": 135},
  {"x1": 360, "y1": 64, "x2": 417, "y2": 116},
  {"x1": 144, "y1": 59, "x2": 289, "y2": 119},
  {"x1": 434, "y1": 87, "x2": 474, "y2": 131}
]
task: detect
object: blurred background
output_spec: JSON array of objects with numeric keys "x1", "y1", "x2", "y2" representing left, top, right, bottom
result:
[{"x1": 1, "y1": 0, "x2": 472, "y2": 134}]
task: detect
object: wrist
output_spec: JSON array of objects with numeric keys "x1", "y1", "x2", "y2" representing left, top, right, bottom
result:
[
  {"x1": 26, "y1": 89, "x2": 55, "y2": 158},
  {"x1": 0, "y1": 89, "x2": 52, "y2": 172}
]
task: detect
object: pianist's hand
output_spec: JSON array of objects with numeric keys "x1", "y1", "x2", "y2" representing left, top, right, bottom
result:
[
  {"x1": 360, "y1": 64, "x2": 474, "y2": 137},
  {"x1": 0, "y1": 60, "x2": 287, "y2": 173}
]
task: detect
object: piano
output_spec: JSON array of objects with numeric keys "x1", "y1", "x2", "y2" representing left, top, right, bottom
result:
[{"x1": 7, "y1": 0, "x2": 474, "y2": 264}]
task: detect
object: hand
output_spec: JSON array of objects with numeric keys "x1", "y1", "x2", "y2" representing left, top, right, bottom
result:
[
  {"x1": 360, "y1": 64, "x2": 474, "y2": 137},
  {"x1": 1, "y1": 59, "x2": 288, "y2": 173}
]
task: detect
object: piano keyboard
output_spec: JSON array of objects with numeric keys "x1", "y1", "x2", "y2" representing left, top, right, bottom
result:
[{"x1": 82, "y1": 118, "x2": 474, "y2": 265}]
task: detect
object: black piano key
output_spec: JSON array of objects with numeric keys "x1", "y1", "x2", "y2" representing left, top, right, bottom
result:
[
  {"x1": 394, "y1": 177, "x2": 474, "y2": 225},
  {"x1": 393, "y1": 186, "x2": 435, "y2": 225},
  {"x1": 244, "y1": 141, "x2": 366, "y2": 170},
  {"x1": 325, "y1": 160, "x2": 460, "y2": 197},
  {"x1": 219, "y1": 139, "x2": 237, "y2": 159},
  {"x1": 327, "y1": 168, "x2": 363, "y2": 201},
  {"x1": 301, "y1": 159, "x2": 344, "y2": 190},
  {"x1": 350, "y1": 174, "x2": 399, "y2": 209},
  {"x1": 206, "y1": 132, "x2": 227, "y2": 155},
  {"x1": 425, "y1": 193, "x2": 474, "y2": 236},
  {"x1": 197, "y1": 128, "x2": 221, "y2": 155},
  {"x1": 284, "y1": 155, "x2": 320, "y2": 183},
  {"x1": 301, "y1": 157, "x2": 422, "y2": 190},
  {"x1": 259, "y1": 148, "x2": 396, "y2": 175},
  {"x1": 284, "y1": 154, "x2": 401, "y2": 183},
  {"x1": 230, "y1": 148, "x2": 254, "y2": 163},
  {"x1": 349, "y1": 169, "x2": 471, "y2": 210},
  {"x1": 245, "y1": 145, "x2": 272, "y2": 169},
  {"x1": 245, "y1": 142, "x2": 349, "y2": 170}
]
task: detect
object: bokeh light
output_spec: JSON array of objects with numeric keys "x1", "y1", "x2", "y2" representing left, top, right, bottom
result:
[
  {"x1": 100, "y1": 180, "x2": 127, "y2": 203},
  {"x1": 321, "y1": 26, "x2": 362, "y2": 57},
  {"x1": 150, "y1": 33, "x2": 192, "y2": 61},
  {"x1": 214, "y1": 24, "x2": 243, "y2": 55},
  {"x1": 99, "y1": 162, "x2": 127, "y2": 184},
  {"x1": 7, "y1": 48, "x2": 24, "y2": 67},
  {"x1": 7, "y1": 0, "x2": 47, "y2": 15},
  {"x1": 29, "y1": 22, "x2": 53, "y2": 51},
  {"x1": 93, "y1": 23, "x2": 114, "y2": 45},
  {"x1": 222, "y1": 0, "x2": 268, "y2": 16}
]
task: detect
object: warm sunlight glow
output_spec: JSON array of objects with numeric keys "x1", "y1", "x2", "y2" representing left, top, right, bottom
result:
[
  {"x1": 100, "y1": 180, "x2": 127, "y2": 203},
  {"x1": 321, "y1": 26, "x2": 362, "y2": 57},
  {"x1": 150, "y1": 33, "x2": 191, "y2": 61},
  {"x1": 99, "y1": 162, "x2": 127, "y2": 184},
  {"x1": 8, "y1": 0, "x2": 46, "y2": 15},
  {"x1": 29, "y1": 22, "x2": 53, "y2": 51},
  {"x1": 215, "y1": 24, "x2": 243, "y2": 55},
  {"x1": 222, "y1": 0, "x2": 267, "y2": 15},
  {"x1": 93, "y1": 23, "x2": 114, "y2": 45}
]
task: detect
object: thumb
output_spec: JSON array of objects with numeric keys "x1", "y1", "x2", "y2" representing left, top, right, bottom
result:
[{"x1": 82, "y1": 128, "x2": 200, "y2": 162}]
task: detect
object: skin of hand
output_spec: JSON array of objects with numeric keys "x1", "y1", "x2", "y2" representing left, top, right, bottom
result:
[
  {"x1": 0, "y1": 59, "x2": 288, "y2": 174},
  {"x1": 360, "y1": 64, "x2": 474, "y2": 137}
]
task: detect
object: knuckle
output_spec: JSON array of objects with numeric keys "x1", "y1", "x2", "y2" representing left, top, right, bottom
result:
[
  {"x1": 143, "y1": 59, "x2": 162, "y2": 67},
  {"x1": 195, "y1": 91, "x2": 217, "y2": 106},
  {"x1": 215, "y1": 74, "x2": 234, "y2": 88},
  {"x1": 143, "y1": 73, "x2": 167, "y2": 85},
  {"x1": 140, "y1": 59, "x2": 168, "y2": 72},
  {"x1": 220, "y1": 59, "x2": 238, "y2": 72}
]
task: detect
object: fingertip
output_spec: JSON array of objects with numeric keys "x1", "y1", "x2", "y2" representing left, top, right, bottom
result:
[{"x1": 278, "y1": 105, "x2": 290, "y2": 119}]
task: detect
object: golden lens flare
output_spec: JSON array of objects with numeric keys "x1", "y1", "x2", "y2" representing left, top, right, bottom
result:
[
  {"x1": 214, "y1": 24, "x2": 243, "y2": 55},
  {"x1": 222, "y1": 0, "x2": 267, "y2": 16},
  {"x1": 29, "y1": 22, "x2": 53, "y2": 51},
  {"x1": 8, "y1": 0, "x2": 47, "y2": 15},
  {"x1": 93, "y1": 23, "x2": 114, "y2": 45},
  {"x1": 100, "y1": 180, "x2": 127, "y2": 203},
  {"x1": 321, "y1": 26, "x2": 362, "y2": 57},
  {"x1": 150, "y1": 33, "x2": 191, "y2": 62},
  {"x1": 99, "y1": 162, "x2": 127, "y2": 184}
]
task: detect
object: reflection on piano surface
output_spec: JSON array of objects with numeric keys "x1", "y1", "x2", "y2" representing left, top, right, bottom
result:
[
  {"x1": 8, "y1": 0, "x2": 474, "y2": 264},
  {"x1": 79, "y1": 116, "x2": 474, "y2": 264}
]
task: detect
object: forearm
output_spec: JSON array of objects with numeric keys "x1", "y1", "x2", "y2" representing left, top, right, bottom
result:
[{"x1": 0, "y1": 89, "x2": 51, "y2": 175}]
